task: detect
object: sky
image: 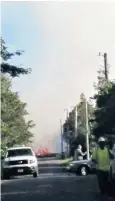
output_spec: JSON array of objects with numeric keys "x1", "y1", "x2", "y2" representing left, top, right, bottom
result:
[{"x1": 1, "y1": 1, "x2": 115, "y2": 152}]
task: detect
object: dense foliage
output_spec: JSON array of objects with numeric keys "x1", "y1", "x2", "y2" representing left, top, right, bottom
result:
[
  {"x1": 63, "y1": 68, "x2": 115, "y2": 156},
  {"x1": 1, "y1": 39, "x2": 35, "y2": 151},
  {"x1": 91, "y1": 69, "x2": 115, "y2": 138},
  {"x1": 1, "y1": 38, "x2": 31, "y2": 77}
]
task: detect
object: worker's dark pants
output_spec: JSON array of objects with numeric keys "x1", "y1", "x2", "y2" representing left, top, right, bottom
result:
[{"x1": 96, "y1": 170, "x2": 111, "y2": 196}]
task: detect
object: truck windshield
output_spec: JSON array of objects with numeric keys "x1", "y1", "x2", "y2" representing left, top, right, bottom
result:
[{"x1": 7, "y1": 149, "x2": 33, "y2": 157}]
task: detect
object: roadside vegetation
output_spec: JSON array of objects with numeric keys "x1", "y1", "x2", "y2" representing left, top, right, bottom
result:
[
  {"x1": 63, "y1": 64, "x2": 115, "y2": 157},
  {"x1": 1, "y1": 38, "x2": 35, "y2": 154}
]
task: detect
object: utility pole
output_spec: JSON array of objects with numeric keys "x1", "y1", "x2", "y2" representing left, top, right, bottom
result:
[
  {"x1": 85, "y1": 100, "x2": 90, "y2": 160},
  {"x1": 74, "y1": 105, "x2": 78, "y2": 160},
  {"x1": 71, "y1": 105, "x2": 78, "y2": 137},
  {"x1": 64, "y1": 109, "x2": 69, "y2": 157},
  {"x1": 99, "y1": 52, "x2": 108, "y2": 81},
  {"x1": 74, "y1": 105, "x2": 78, "y2": 138},
  {"x1": 60, "y1": 119, "x2": 63, "y2": 158},
  {"x1": 104, "y1": 53, "x2": 108, "y2": 81}
]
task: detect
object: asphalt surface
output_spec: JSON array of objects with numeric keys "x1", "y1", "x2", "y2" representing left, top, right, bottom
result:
[
  {"x1": 38, "y1": 157, "x2": 65, "y2": 174},
  {"x1": 1, "y1": 157, "x2": 115, "y2": 201}
]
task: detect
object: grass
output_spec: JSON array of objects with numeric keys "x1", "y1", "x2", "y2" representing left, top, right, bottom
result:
[{"x1": 61, "y1": 157, "x2": 73, "y2": 166}]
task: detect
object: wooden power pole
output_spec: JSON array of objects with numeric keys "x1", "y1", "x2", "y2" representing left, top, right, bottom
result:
[
  {"x1": 60, "y1": 119, "x2": 63, "y2": 157},
  {"x1": 104, "y1": 53, "x2": 108, "y2": 81},
  {"x1": 99, "y1": 52, "x2": 109, "y2": 81},
  {"x1": 85, "y1": 100, "x2": 90, "y2": 160},
  {"x1": 64, "y1": 109, "x2": 69, "y2": 157}
]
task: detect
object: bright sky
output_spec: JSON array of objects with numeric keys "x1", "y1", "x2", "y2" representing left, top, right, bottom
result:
[{"x1": 1, "y1": 1, "x2": 115, "y2": 152}]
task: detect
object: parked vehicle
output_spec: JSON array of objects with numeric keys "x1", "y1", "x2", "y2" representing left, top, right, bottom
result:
[
  {"x1": 110, "y1": 143, "x2": 115, "y2": 181},
  {"x1": 66, "y1": 158, "x2": 96, "y2": 176},
  {"x1": 2, "y1": 146, "x2": 39, "y2": 180}
]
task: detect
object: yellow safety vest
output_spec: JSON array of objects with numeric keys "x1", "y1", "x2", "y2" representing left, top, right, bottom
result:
[{"x1": 92, "y1": 147, "x2": 110, "y2": 171}]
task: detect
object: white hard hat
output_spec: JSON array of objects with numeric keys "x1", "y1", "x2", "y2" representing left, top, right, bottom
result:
[{"x1": 98, "y1": 137, "x2": 106, "y2": 143}]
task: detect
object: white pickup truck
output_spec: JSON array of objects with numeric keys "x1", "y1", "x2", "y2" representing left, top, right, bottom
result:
[{"x1": 2, "y1": 146, "x2": 39, "y2": 180}]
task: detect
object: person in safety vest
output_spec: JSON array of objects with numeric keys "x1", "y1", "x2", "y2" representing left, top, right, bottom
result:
[{"x1": 92, "y1": 137, "x2": 114, "y2": 197}]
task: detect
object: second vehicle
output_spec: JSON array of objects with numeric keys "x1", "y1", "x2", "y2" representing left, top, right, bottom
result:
[{"x1": 66, "y1": 158, "x2": 96, "y2": 176}]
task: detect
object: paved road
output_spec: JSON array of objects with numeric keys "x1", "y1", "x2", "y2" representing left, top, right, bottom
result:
[
  {"x1": 38, "y1": 158, "x2": 65, "y2": 174},
  {"x1": 1, "y1": 174, "x2": 100, "y2": 201},
  {"x1": 1, "y1": 158, "x2": 114, "y2": 201}
]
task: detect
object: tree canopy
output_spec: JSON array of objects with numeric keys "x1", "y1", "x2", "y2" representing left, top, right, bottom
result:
[
  {"x1": 1, "y1": 39, "x2": 35, "y2": 151},
  {"x1": 1, "y1": 38, "x2": 31, "y2": 77},
  {"x1": 91, "y1": 69, "x2": 115, "y2": 138},
  {"x1": 63, "y1": 66, "x2": 115, "y2": 157}
]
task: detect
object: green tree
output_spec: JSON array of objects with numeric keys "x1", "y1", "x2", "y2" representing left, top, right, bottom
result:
[
  {"x1": 92, "y1": 68, "x2": 115, "y2": 138},
  {"x1": 1, "y1": 39, "x2": 35, "y2": 151},
  {"x1": 1, "y1": 38, "x2": 31, "y2": 77},
  {"x1": 1, "y1": 76, "x2": 35, "y2": 150}
]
